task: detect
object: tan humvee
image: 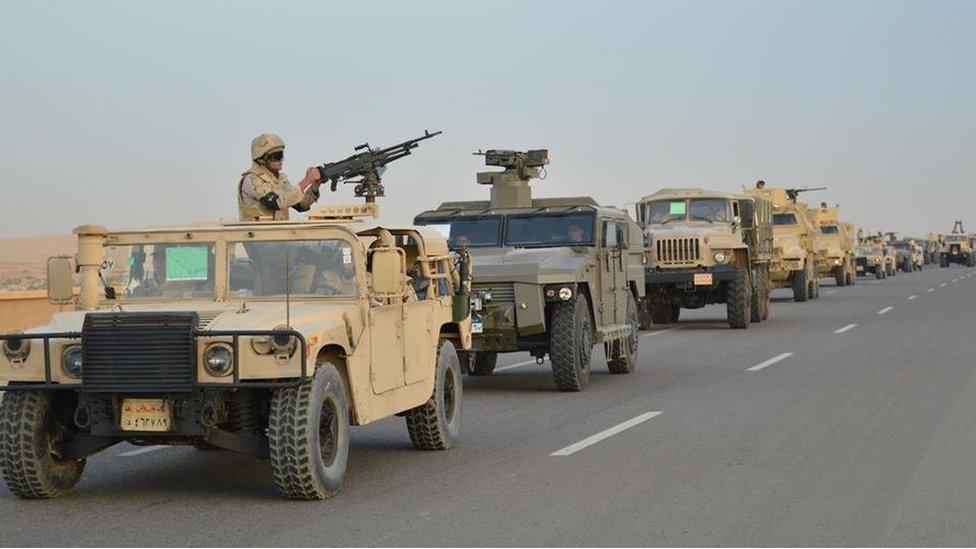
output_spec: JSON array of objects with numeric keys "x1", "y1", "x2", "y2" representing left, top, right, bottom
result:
[
  {"x1": 854, "y1": 243, "x2": 886, "y2": 279},
  {"x1": 811, "y1": 205, "x2": 856, "y2": 286},
  {"x1": 940, "y1": 221, "x2": 975, "y2": 267},
  {"x1": 0, "y1": 203, "x2": 473, "y2": 500},
  {"x1": 744, "y1": 187, "x2": 822, "y2": 302},
  {"x1": 637, "y1": 188, "x2": 773, "y2": 329}
]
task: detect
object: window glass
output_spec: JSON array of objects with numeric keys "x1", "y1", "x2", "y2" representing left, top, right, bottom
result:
[
  {"x1": 820, "y1": 225, "x2": 840, "y2": 234},
  {"x1": 229, "y1": 240, "x2": 356, "y2": 298},
  {"x1": 688, "y1": 199, "x2": 729, "y2": 222},
  {"x1": 505, "y1": 212, "x2": 595, "y2": 247},
  {"x1": 103, "y1": 244, "x2": 215, "y2": 300},
  {"x1": 773, "y1": 213, "x2": 798, "y2": 226},
  {"x1": 415, "y1": 217, "x2": 502, "y2": 248}
]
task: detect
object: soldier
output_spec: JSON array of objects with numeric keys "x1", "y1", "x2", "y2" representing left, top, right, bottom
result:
[
  {"x1": 238, "y1": 133, "x2": 324, "y2": 221},
  {"x1": 755, "y1": 180, "x2": 766, "y2": 189}
]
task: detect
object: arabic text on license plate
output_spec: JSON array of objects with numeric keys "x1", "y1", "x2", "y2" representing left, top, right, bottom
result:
[
  {"x1": 693, "y1": 273, "x2": 713, "y2": 286},
  {"x1": 120, "y1": 398, "x2": 172, "y2": 432}
]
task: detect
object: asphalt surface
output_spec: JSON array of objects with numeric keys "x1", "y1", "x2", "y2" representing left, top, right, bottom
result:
[{"x1": 3, "y1": 266, "x2": 976, "y2": 546}]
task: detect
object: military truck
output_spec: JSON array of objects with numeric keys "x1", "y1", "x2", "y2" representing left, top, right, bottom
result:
[
  {"x1": 923, "y1": 233, "x2": 944, "y2": 265},
  {"x1": 0, "y1": 133, "x2": 475, "y2": 500},
  {"x1": 811, "y1": 204, "x2": 856, "y2": 286},
  {"x1": 744, "y1": 186, "x2": 822, "y2": 302},
  {"x1": 414, "y1": 150, "x2": 643, "y2": 392},
  {"x1": 940, "y1": 221, "x2": 975, "y2": 267},
  {"x1": 854, "y1": 244, "x2": 886, "y2": 279},
  {"x1": 636, "y1": 188, "x2": 772, "y2": 329}
]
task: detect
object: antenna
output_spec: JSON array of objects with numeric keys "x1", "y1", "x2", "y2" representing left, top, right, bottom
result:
[{"x1": 285, "y1": 253, "x2": 291, "y2": 328}]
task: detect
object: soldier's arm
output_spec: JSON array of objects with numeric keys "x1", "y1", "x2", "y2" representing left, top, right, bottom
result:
[
  {"x1": 279, "y1": 171, "x2": 322, "y2": 213},
  {"x1": 241, "y1": 175, "x2": 284, "y2": 212}
]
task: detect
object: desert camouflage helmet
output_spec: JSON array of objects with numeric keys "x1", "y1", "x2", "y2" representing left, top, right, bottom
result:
[{"x1": 251, "y1": 133, "x2": 285, "y2": 160}]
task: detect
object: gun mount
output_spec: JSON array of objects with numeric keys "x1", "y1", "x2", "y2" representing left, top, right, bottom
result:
[
  {"x1": 786, "y1": 186, "x2": 827, "y2": 203},
  {"x1": 952, "y1": 220, "x2": 965, "y2": 234},
  {"x1": 474, "y1": 149, "x2": 549, "y2": 209}
]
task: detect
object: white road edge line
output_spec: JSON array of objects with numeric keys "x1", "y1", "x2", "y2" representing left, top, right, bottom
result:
[
  {"x1": 835, "y1": 323, "x2": 858, "y2": 334},
  {"x1": 551, "y1": 411, "x2": 662, "y2": 457},
  {"x1": 495, "y1": 357, "x2": 547, "y2": 372},
  {"x1": 747, "y1": 352, "x2": 794, "y2": 372},
  {"x1": 642, "y1": 327, "x2": 680, "y2": 338},
  {"x1": 908, "y1": 295, "x2": 917, "y2": 300},
  {"x1": 877, "y1": 306, "x2": 894, "y2": 315},
  {"x1": 118, "y1": 445, "x2": 167, "y2": 457}
]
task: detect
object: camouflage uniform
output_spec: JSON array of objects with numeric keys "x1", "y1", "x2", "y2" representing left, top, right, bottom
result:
[{"x1": 238, "y1": 163, "x2": 320, "y2": 222}]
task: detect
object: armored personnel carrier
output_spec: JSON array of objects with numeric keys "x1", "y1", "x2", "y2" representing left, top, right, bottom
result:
[
  {"x1": 414, "y1": 150, "x2": 644, "y2": 392},
  {"x1": 941, "y1": 221, "x2": 975, "y2": 267},
  {"x1": 811, "y1": 204, "x2": 856, "y2": 286},
  {"x1": 637, "y1": 188, "x2": 773, "y2": 329}
]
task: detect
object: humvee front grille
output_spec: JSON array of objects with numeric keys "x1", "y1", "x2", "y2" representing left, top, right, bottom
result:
[
  {"x1": 655, "y1": 238, "x2": 701, "y2": 264},
  {"x1": 473, "y1": 282, "x2": 515, "y2": 303}
]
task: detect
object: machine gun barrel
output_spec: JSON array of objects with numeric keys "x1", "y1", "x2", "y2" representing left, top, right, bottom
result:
[{"x1": 785, "y1": 186, "x2": 827, "y2": 202}]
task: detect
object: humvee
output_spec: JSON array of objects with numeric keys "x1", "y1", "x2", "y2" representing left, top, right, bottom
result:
[
  {"x1": 811, "y1": 205, "x2": 856, "y2": 286},
  {"x1": 923, "y1": 233, "x2": 943, "y2": 265},
  {"x1": 744, "y1": 186, "x2": 822, "y2": 302},
  {"x1": 854, "y1": 244, "x2": 886, "y2": 279},
  {"x1": 941, "y1": 222, "x2": 975, "y2": 267},
  {"x1": 636, "y1": 188, "x2": 773, "y2": 329},
  {"x1": 414, "y1": 150, "x2": 644, "y2": 392},
  {"x1": 0, "y1": 203, "x2": 474, "y2": 500}
]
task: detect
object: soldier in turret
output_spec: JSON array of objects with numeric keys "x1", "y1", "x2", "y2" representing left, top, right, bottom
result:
[{"x1": 238, "y1": 133, "x2": 324, "y2": 221}]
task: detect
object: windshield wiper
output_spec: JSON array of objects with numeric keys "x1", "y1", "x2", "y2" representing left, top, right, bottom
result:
[{"x1": 690, "y1": 216, "x2": 714, "y2": 223}]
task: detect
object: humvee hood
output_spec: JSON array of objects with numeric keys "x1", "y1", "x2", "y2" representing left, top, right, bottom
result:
[{"x1": 470, "y1": 247, "x2": 590, "y2": 284}]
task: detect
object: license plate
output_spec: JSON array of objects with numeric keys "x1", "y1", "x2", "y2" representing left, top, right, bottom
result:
[
  {"x1": 471, "y1": 320, "x2": 484, "y2": 334},
  {"x1": 693, "y1": 273, "x2": 713, "y2": 286},
  {"x1": 120, "y1": 398, "x2": 172, "y2": 432}
]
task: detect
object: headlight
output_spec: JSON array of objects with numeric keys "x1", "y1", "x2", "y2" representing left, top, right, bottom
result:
[
  {"x1": 713, "y1": 252, "x2": 727, "y2": 263},
  {"x1": 558, "y1": 287, "x2": 573, "y2": 301},
  {"x1": 2, "y1": 335, "x2": 30, "y2": 362},
  {"x1": 61, "y1": 345, "x2": 82, "y2": 378},
  {"x1": 203, "y1": 343, "x2": 234, "y2": 377}
]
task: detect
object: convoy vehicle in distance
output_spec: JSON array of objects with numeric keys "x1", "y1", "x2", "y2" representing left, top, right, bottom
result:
[
  {"x1": 744, "y1": 186, "x2": 822, "y2": 302},
  {"x1": 811, "y1": 204, "x2": 856, "y2": 286},
  {"x1": 414, "y1": 149, "x2": 643, "y2": 391},
  {"x1": 0, "y1": 203, "x2": 474, "y2": 500},
  {"x1": 854, "y1": 244, "x2": 886, "y2": 279},
  {"x1": 890, "y1": 240, "x2": 921, "y2": 272},
  {"x1": 941, "y1": 221, "x2": 975, "y2": 267},
  {"x1": 636, "y1": 188, "x2": 772, "y2": 329},
  {"x1": 923, "y1": 233, "x2": 944, "y2": 265}
]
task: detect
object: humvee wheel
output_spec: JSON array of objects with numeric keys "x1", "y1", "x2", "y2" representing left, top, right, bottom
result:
[
  {"x1": 406, "y1": 340, "x2": 462, "y2": 451},
  {"x1": 750, "y1": 266, "x2": 768, "y2": 323},
  {"x1": 833, "y1": 266, "x2": 846, "y2": 287},
  {"x1": 467, "y1": 352, "x2": 497, "y2": 377},
  {"x1": 608, "y1": 294, "x2": 639, "y2": 374},
  {"x1": 549, "y1": 293, "x2": 593, "y2": 392},
  {"x1": 268, "y1": 362, "x2": 349, "y2": 500},
  {"x1": 649, "y1": 301, "x2": 677, "y2": 324},
  {"x1": 811, "y1": 276, "x2": 820, "y2": 299},
  {"x1": 0, "y1": 391, "x2": 85, "y2": 499},
  {"x1": 727, "y1": 267, "x2": 751, "y2": 329},
  {"x1": 792, "y1": 268, "x2": 808, "y2": 302}
]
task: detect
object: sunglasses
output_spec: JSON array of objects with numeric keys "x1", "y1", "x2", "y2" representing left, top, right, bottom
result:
[{"x1": 266, "y1": 151, "x2": 284, "y2": 162}]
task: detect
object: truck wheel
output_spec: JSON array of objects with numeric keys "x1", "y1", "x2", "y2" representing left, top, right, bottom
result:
[
  {"x1": 968, "y1": 255, "x2": 975, "y2": 267},
  {"x1": 608, "y1": 294, "x2": 639, "y2": 374},
  {"x1": 269, "y1": 361, "x2": 349, "y2": 500},
  {"x1": 671, "y1": 304, "x2": 681, "y2": 322},
  {"x1": 549, "y1": 293, "x2": 593, "y2": 392},
  {"x1": 727, "y1": 267, "x2": 751, "y2": 329},
  {"x1": 637, "y1": 300, "x2": 653, "y2": 331},
  {"x1": 749, "y1": 267, "x2": 765, "y2": 323},
  {"x1": 0, "y1": 391, "x2": 85, "y2": 499},
  {"x1": 467, "y1": 352, "x2": 497, "y2": 377},
  {"x1": 761, "y1": 267, "x2": 771, "y2": 320},
  {"x1": 876, "y1": 267, "x2": 884, "y2": 279},
  {"x1": 792, "y1": 268, "x2": 808, "y2": 302},
  {"x1": 812, "y1": 276, "x2": 820, "y2": 299},
  {"x1": 406, "y1": 340, "x2": 462, "y2": 450},
  {"x1": 649, "y1": 301, "x2": 676, "y2": 324},
  {"x1": 833, "y1": 266, "x2": 846, "y2": 287}
]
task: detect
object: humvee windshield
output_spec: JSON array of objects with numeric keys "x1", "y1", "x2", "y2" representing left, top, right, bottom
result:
[
  {"x1": 945, "y1": 235, "x2": 967, "y2": 243},
  {"x1": 228, "y1": 240, "x2": 356, "y2": 297},
  {"x1": 892, "y1": 242, "x2": 909, "y2": 250},
  {"x1": 773, "y1": 213, "x2": 798, "y2": 226},
  {"x1": 820, "y1": 225, "x2": 840, "y2": 234},
  {"x1": 505, "y1": 212, "x2": 595, "y2": 247},
  {"x1": 420, "y1": 217, "x2": 502, "y2": 248},
  {"x1": 855, "y1": 246, "x2": 877, "y2": 256},
  {"x1": 104, "y1": 244, "x2": 216, "y2": 299},
  {"x1": 644, "y1": 199, "x2": 729, "y2": 224}
]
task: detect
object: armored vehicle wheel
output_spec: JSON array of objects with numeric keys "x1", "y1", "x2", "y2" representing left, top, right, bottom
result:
[
  {"x1": 649, "y1": 301, "x2": 678, "y2": 324},
  {"x1": 637, "y1": 302, "x2": 653, "y2": 331},
  {"x1": 467, "y1": 352, "x2": 497, "y2": 377},
  {"x1": 406, "y1": 340, "x2": 462, "y2": 451},
  {"x1": 792, "y1": 268, "x2": 808, "y2": 302},
  {"x1": 812, "y1": 276, "x2": 820, "y2": 299},
  {"x1": 608, "y1": 294, "x2": 639, "y2": 374},
  {"x1": 727, "y1": 267, "x2": 751, "y2": 329},
  {"x1": 0, "y1": 391, "x2": 85, "y2": 499},
  {"x1": 875, "y1": 268, "x2": 883, "y2": 279},
  {"x1": 968, "y1": 255, "x2": 975, "y2": 267},
  {"x1": 549, "y1": 293, "x2": 594, "y2": 392},
  {"x1": 268, "y1": 362, "x2": 349, "y2": 500},
  {"x1": 846, "y1": 271, "x2": 854, "y2": 285},
  {"x1": 833, "y1": 266, "x2": 846, "y2": 287},
  {"x1": 749, "y1": 267, "x2": 767, "y2": 323}
]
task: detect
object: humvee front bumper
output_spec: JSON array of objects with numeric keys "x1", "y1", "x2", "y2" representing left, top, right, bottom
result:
[{"x1": 644, "y1": 265, "x2": 736, "y2": 286}]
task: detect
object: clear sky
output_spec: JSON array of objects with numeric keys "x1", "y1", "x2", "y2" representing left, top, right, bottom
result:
[{"x1": 0, "y1": 1, "x2": 972, "y2": 238}]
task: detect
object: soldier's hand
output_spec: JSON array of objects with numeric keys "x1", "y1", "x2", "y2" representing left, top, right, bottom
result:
[{"x1": 305, "y1": 167, "x2": 322, "y2": 184}]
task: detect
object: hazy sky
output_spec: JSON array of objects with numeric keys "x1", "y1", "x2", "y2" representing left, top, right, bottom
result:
[{"x1": 1, "y1": 2, "x2": 973, "y2": 238}]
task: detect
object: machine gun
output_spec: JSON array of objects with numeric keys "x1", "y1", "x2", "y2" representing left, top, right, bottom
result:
[
  {"x1": 473, "y1": 149, "x2": 549, "y2": 209},
  {"x1": 785, "y1": 186, "x2": 827, "y2": 202},
  {"x1": 316, "y1": 130, "x2": 442, "y2": 202},
  {"x1": 951, "y1": 220, "x2": 965, "y2": 234}
]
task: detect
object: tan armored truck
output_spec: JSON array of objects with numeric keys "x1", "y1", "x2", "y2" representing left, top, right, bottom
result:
[
  {"x1": 923, "y1": 233, "x2": 944, "y2": 265},
  {"x1": 414, "y1": 150, "x2": 644, "y2": 392},
  {"x1": 636, "y1": 188, "x2": 773, "y2": 329},
  {"x1": 854, "y1": 244, "x2": 886, "y2": 279},
  {"x1": 941, "y1": 221, "x2": 975, "y2": 267},
  {"x1": 744, "y1": 186, "x2": 822, "y2": 302},
  {"x1": 811, "y1": 205, "x2": 856, "y2": 286}
]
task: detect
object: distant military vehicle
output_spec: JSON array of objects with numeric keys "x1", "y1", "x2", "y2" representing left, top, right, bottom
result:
[
  {"x1": 636, "y1": 188, "x2": 773, "y2": 329},
  {"x1": 744, "y1": 186, "x2": 823, "y2": 302},
  {"x1": 923, "y1": 233, "x2": 944, "y2": 265},
  {"x1": 811, "y1": 204, "x2": 856, "y2": 286},
  {"x1": 854, "y1": 244, "x2": 886, "y2": 279},
  {"x1": 0, "y1": 141, "x2": 474, "y2": 500},
  {"x1": 941, "y1": 221, "x2": 975, "y2": 267},
  {"x1": 414, "y1": 149, "x2": 644, "y2": 391}
]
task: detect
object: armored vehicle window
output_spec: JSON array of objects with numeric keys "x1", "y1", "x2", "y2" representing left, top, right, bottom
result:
[
  {"x1": 773, "y1": 213, "x2": 798, "y2": 226},
  {"x1": 855, "y1": 246, "x2": 877, "y2": 256},
  {"x1": 688, "y1": 199, "x2": 730, "y2": 222},
  {"x1": 946, "y1": 235, "x2": 966, "y2": 242},
  {"x1": 892, "y1": 242, "x2": 909, "y2": 250},
  {"x1": 416, "y1": 217, "x2": 502, "y2": 248},
  {"x1": 504, "y1": 212, "x2": 595, "y2": 247},
  {"x1": 644, "y1": 201, "x2": 683, "y2": 224},
  {"x1": 228, "y1": 240, "x2": 356, "y2": 298},
  {"x1": 820, "y1": 225, "x2": 840, "y2": 234},
  {"x1": 644, "y1": 199, "x2": 729, "y2": 223},
  {"x1": 103, "y1": 244, "x2": 216, "y2": 300}
]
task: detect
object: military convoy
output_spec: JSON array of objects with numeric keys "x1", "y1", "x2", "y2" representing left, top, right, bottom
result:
[
  {"x1": 811, "y1": 204, "x2": 856, "y2": 286},
  {"x1": 415, "y1": 150, "x2": 643, "y2": 391},
  {"x1": 637, "y1": 188, "x2": 772, "y2": 329}
]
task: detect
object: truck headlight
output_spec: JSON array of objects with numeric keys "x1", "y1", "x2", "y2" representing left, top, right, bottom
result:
[
  {"x1": 61, "y1": 345, "x2": 82, "y2": 378},
  {"x1": 2, "y1": 335, "x2": 30, "y2": 362},
  {"x1": 713, "y1": 252, "x2": 727, "y2": 263},
  {"x1": 558, "y1": 287, "x2": 573, "y2": 301},
  {"x1": 545, "y1": 285, "x2": 575, "y2": 302},
  {"x1": 203, "y1": 343, "x2": 234, "y2": 377}
]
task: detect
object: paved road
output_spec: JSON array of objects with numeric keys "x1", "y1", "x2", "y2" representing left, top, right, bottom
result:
[{"x1": 2, "y1": 266, "x2": 976, "y2": 546}]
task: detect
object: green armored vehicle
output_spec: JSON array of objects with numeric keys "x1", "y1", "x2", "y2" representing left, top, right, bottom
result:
[{"x1": 414, "y1": 150, "x2": 644, "y2": 392}]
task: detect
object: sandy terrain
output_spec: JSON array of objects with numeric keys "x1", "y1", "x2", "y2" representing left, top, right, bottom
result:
[{"x1": 0, "y1": 234, "x2": 75, "y2": 291}]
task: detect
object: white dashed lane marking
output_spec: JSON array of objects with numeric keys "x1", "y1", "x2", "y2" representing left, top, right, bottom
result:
[
  {"x1": 642, "y1": 327, "x2": 681, "y2": 338},
  {"x1": 834, "y1": 323, "x2": 858, "y2": 334},
  {"x1": 908, "y1": 295, "x2": 918, "y2": 300},
  {"x1": 747, "y1": 352, "x2": 794, "y2": 372},
  {"x1": 877, "y1": 306, "x2": 894, "y2": 315},
  {"x1": 926, "y1": 288, "x2": 935, "y2": 293},
  {"x1": 118, "y1": 446, "x2": 168, "y2": 457},
  {"x1": 940, "y1": 283, "x2": 947, "y2": 287},
  {"x1": 495, "y1": 357, "x2": 547, "y2": 372},
  {"x1": 551, "y1": 411, "x2": 662, "y2": 457}
]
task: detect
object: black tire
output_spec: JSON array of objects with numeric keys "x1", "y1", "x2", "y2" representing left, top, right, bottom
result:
[
  {"x1": 467, "y1": 352, "x2": 497, "y2": 376},
  {"x1": 792, "y1": 268, "x2": 808, "y2": 302},
  {"x1": 0, "y1": 391, "x2": 85, "y2": 499},
  {"x1": 549, "y1": 293, "x2": 593, "y2": 392},
  {"x1": 761, "y1": 267, "x2": 771, "y2": 320},
  {"x1": 812, "y1": 276, "x2": 820, "y2": 299},
  {"x1": 268, "y1": 362, "x2": 349, "y2": 500},
  {"x1": 405, "y1": 340, "x2": 462, "y2": 451},
  {"x1": 608, "y1": 294, "x2": 639, "y2": 374},
  {"x1": 833, "y1": 266, "x2": 846, "y2": 287},
  {"x1": 649, "y1": 301, "x2": 676, "y2": 325},
  {"x1": 750, "y1": 267, "x2": 765, "y2": 323},
  {"x1": 637, "y1": 300, "x2": 653, "y2": 331},
  {"x1": 727, "y1": 267, "x2": 751, "y2": 329},
  {"x1": 671, "y1": 304, "x2": 681, "y2": 322},
  {"x1": 846, "y1": 270, "x2": 854, "y2": 285}
]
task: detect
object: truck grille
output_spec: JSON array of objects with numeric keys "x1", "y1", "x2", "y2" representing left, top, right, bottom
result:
[
  {"x1": 472, "y1": 282, "x2": 515, "y2": 303},
  {"x1": 82, "y1": 312, "x2": 198, "y2": 394},
  {"x1": 655, "y1": 238, "x2": 701, "y2": 264}
]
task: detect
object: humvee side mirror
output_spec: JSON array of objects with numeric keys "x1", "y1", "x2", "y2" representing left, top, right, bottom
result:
[
  {"x1": 47, "y1": 256, "x2": 74, "y2": 304},
  {"x1": 453, "y1": 252, "x2": 473, "y2": 322},
  {"x1": 370, "y1": 248, "x2": 406, "y2": 295}
]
